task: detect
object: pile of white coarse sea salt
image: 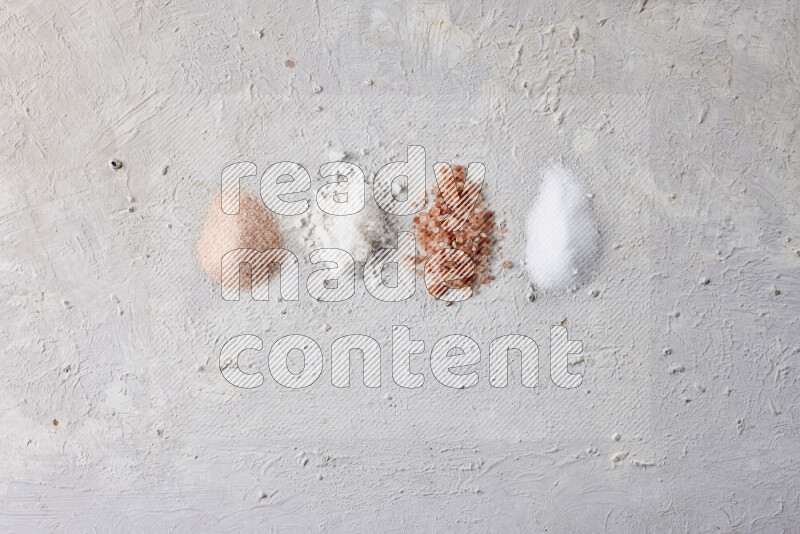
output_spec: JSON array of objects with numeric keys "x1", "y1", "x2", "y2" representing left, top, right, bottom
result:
[
  {"x1": 295, "y1": 171, "x2": 390, "y2": 266},
  {"x1": 525, "y1": 163, "x2": 600, "y2": 292}
]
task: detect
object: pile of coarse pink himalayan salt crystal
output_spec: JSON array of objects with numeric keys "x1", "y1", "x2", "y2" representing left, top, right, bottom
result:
[{"x1": 412, "y1": 164, "x2": 506, "y2": 304}]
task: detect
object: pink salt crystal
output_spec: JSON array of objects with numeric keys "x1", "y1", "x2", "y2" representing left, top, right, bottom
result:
[{"x1": 196, "y1": 191, "x2": 281, "y2": 289}]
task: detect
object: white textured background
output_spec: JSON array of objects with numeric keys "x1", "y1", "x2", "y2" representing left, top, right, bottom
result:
[{"x1": 2, "y1": 1, "x2": 799, "y2": 532}]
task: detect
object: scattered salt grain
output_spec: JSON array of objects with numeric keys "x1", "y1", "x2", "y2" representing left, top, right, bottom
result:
[
  {"x1": 327, "y1": 148, "x2": 347, "y2": 161},
  {"x1": 526, "y1": 284, "x2": 536, "y2": 302}
]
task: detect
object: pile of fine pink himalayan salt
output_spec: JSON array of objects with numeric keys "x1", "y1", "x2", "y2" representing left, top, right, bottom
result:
[{"x1": 196, "y1": 191, "x2": 281, "y2": 289}]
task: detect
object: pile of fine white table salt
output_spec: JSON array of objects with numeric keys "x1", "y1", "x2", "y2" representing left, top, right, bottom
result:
[{"x1": 525, "y1": 164, "x2": 599, "y2": 292}]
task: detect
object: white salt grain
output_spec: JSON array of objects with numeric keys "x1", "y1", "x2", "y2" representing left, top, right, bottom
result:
[{"x1": 525, "y1": 164, "x2": 599, "y2": 292}]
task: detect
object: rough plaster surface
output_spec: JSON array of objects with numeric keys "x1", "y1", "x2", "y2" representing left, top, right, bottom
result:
[{"x1": 1, "y1": 1, "x2": 799, "y2": 532}]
